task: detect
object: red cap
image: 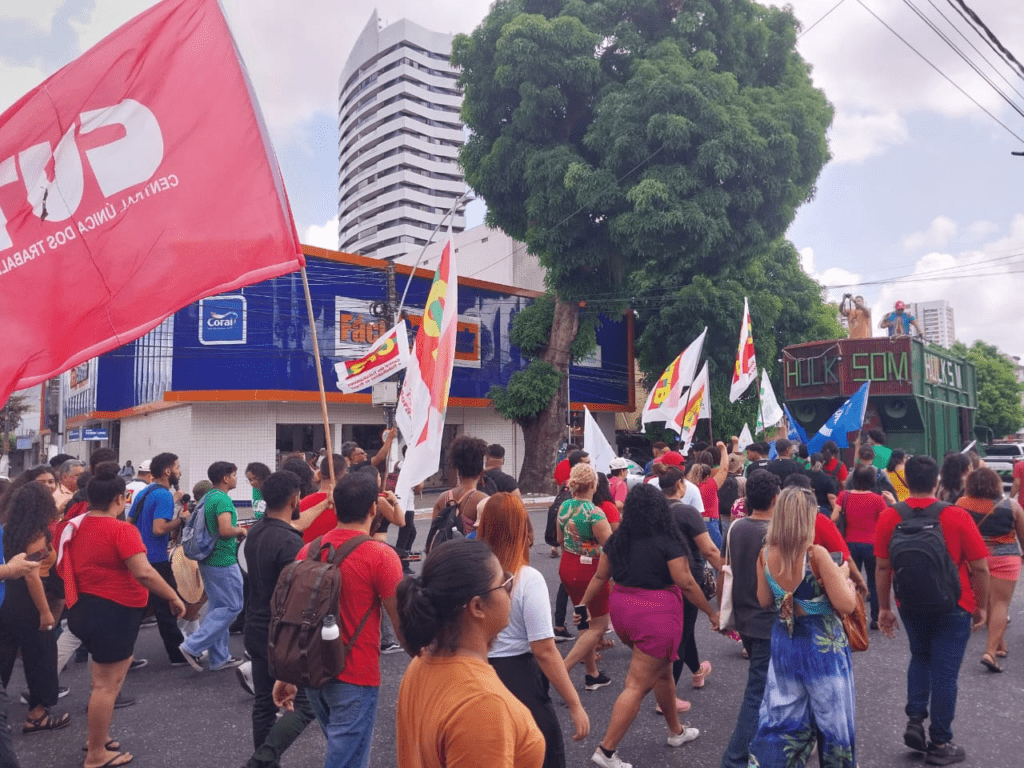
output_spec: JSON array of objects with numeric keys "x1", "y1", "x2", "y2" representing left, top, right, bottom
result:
[
  {"x1": 660, "y1": 451, "x2": 685, "y2": 467},
  {"x1": 895, "y1": 300, "x2": 906, "y2": 310}
]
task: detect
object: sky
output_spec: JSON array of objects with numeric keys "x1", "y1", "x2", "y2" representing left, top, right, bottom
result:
[{"x1": 2, "y1": 0, "x2": 1023, "y2": 358}]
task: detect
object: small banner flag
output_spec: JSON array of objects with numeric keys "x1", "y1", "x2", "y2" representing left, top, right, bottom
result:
[
  {"x1": 784, "y1": 403, "x2": 808, "y2": 444},
  {"x1": 806, "y1": 381, "x2": 872, "y2": 454},
  {"x1": 395, "y1": 234, "x2": 458, "y2": 507},
  {"x1": 738, "y1": 423, "x2": 754, "y2": 449},
  {"x1": 641, "y1": 328, "x2": 707, "y2": 425},
  {"x1": 673, "y1": 361, "x2": 710, "y2": 453},
  {"x1": 758, "y1": 370, "x2": 784, "y2": 434},
  {"x1": 584, "y1": 406, "x2": 617, "y2": 476},
  {"x1": 729, "y1": 297, "x2": 758, "y2": 402},
  {"x1": 0, "y1": 0, "x2": 304, "y2": 404},
  {"x1": 334, "y1": 320, "x2": 410, "y2": 395}
]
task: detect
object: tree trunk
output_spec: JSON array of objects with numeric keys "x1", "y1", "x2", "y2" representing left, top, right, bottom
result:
[{"x1": 517, "y1": 298, "x2": 581, "y2": 494}]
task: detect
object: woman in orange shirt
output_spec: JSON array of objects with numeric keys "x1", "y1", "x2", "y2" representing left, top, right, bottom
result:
[{"x1": 396, "y1": 538, "x2": 544, "y2": 768}]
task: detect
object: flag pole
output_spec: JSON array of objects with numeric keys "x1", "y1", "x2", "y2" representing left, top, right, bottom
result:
[{"x1": 300, "y1": 266, "x2": 336, "y2": 490}]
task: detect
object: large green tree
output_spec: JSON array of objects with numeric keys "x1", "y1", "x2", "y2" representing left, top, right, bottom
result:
[
  {"x1": 454, "y1": 0, "x2": 833, "y2": 490},
  {"x1": 951, "y1": 340, "x2": 1024, "y2": 439}
]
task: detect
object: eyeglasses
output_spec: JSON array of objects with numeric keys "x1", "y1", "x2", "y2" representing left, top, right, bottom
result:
[{"x1": 479, "y1": 571, "x2": 514, "y2": 597}]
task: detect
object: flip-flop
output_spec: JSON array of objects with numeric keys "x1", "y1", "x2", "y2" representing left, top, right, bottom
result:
[
  {"x1": 981, "y1": 654, "x2": 1003, "y2": 673},
  {"x1": 23, "y1": 710, "x2": 71, "y2": 734},
  {"x1": 82, "y1": 741, "x2": 120, "y2": 752},
  {"x1": 86, "y1": 751, "x2": 134, "y2": 768}
]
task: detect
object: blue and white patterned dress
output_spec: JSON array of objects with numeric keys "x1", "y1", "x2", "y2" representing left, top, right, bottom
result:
[{"x1": 748, "y1": 552, "x2": 856, "y2": 768}]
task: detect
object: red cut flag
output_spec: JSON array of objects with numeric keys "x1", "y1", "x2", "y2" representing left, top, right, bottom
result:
[
  {"x1": 729, "y1": 297, "x2": 757, "y2": 402},
  {"x1": 0, "y1": 0, "x2": 303, "y2": 404},
  {"x1": 394, "y1": 234, "x2": 459, "y2": 507}
]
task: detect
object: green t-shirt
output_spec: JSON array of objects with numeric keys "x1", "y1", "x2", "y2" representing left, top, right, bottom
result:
[
  {"x1": 252, "y1": 487, "x2": 266, "y2": 520},
  {"x1": 203, "y1": 489, "x2": 239, "y2": 566},
  {"x1": 872, "y1": 444, "x2": 892, "y2": 471}
]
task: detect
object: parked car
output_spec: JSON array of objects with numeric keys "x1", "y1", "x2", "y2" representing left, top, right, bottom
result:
[{"x1": 983, "y1": 443, "x2": 1024, "y2": 493}]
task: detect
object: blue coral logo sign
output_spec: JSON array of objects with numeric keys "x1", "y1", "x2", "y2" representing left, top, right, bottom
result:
[{"x1": 199, "y1": 295, "x2": 247, "y2": 346}]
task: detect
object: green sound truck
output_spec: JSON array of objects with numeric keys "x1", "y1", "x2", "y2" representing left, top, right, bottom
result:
[{"x1": 782, "y1": 336, "x2": 977, "y2": 460}]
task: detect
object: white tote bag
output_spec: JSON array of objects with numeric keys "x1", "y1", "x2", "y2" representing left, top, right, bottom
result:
[{"x1": 718, "y1": 526, "x2": 736, "y2": 631}]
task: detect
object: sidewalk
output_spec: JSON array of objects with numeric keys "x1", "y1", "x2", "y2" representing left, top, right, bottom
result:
[{"x1": 410, "y1": 491, "x2": 555, "y2": 519}]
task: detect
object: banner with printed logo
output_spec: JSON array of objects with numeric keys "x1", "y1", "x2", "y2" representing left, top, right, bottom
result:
[
  {"x1": 334, "y1": 320, "x2": 410, "y2": 395},
  {"x1": 395, "y1": 236, "x2": 458, "y2": 507},
  {"x1": 0, "y1": 0, "x2": 303, "y2": 404},
  {"x1": 672, "y1": 361, "x2": 710, "y2": 452},
  {"x1": 640, "y1": 328, "x2": 706, "y2": 425},
  {"x1": 729, "y1": 297, "x2": 757, "y2": 402}
]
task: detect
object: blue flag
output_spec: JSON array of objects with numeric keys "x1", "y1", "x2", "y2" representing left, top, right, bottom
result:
[
  {"x1": 806, "y1": 382, "x2": 871, "y2": 455},
  {"x1": 784, "y1": 404, "x2": 808, "y2": 444}
]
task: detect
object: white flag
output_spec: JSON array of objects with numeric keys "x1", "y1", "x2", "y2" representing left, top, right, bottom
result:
[
  {"x1": 394, "y1": 235, "x2": 458, "y2": 508},
  {"x1": 640, "y1": 328, "x2": 707, "y2": 425},
  {"x1": 739, "y1": 423, "x2": 754, "y2": 449},
  {"x1": 583, "y1": 406, "x2": 617, "y2": 475},
  {"x1": 333, "y1": 320, "x2": 410, "y2": 395},
  {"x1": 729, "y1": 297, "x2": 758, "y2": 402},
  {"x1": 670, "y1": 362, "x2": 710, "y2": 453},
  {"x1": 759, "y1": 369, "x2": 784, "y2": 430}
]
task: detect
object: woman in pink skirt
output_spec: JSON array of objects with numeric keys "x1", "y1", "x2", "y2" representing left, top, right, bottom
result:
[{"x1": 578, "y1": 484, "x2": 718, "y2": 768}]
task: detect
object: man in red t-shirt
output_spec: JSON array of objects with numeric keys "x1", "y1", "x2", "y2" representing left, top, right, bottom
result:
[
  {"x1": 1011, "y1": 459, "x2": 1024, "y2": 507},
  {"x1": 874, "y1": 455, "x2": 988, "y2": 765},
  {"x1": 273, "y1": 472, "x2": 405, "y2": 768}
]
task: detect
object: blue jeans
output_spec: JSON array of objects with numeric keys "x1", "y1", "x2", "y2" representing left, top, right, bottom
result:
[
  {"x1": 899, "y1": 608, "x2": 972, "y2": 745},
  {"x1": 847, "y1": 542, "x2": 878, "y2": 621},
  {"x1": 721, "y1": 636, "x2": 771, "y2": 768},
  {"x1": 305, "y1": 680, "x2": 379, "y2": 768},
  {"x1": 704, "y1": 516, "x2": 723, "y2": 550},
  {"x1": 182, "y1": 563, "x2": 243, "y2": 668}
]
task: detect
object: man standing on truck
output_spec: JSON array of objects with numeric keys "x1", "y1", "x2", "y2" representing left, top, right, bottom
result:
[{"x1": 879, "y1": 301, "x2": 923, "y2": 339}]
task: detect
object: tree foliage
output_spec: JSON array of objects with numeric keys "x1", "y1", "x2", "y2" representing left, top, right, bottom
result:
[
  {"x1": 951, "y1": 340, "x2": 1024, "y2": 439},
  {"x1": 0, "y1": 394, "x2": 31, "y2": 455},
  {"x1": 454, "y1": 0, "x2": 834, "y2": 484}
]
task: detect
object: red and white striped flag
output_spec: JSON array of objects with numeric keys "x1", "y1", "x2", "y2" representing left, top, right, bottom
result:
[
  {"x1": 0, "y1": 0, "x2": 303, "y2": 404},
  {"x1": 672, "y1": 361, "x2": 711, "y2": 452}
]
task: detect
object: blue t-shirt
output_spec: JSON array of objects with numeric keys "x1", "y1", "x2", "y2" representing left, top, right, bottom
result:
[{"x1": 133, "y1": 484, "x2": 175, "y2": 563}]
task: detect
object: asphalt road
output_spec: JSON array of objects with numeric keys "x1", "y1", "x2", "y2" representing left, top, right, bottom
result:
[{"x1": 13, "y1": 508, "x2": 1024, "y2": 768}]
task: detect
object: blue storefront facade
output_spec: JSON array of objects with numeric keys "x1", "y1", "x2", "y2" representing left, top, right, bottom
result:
[{"x1": 62, "y1": 247, "x2": 634, "y2": 498}]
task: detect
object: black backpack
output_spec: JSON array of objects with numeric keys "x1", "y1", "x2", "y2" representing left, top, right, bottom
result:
[
  {"x1": 425, "y1": 489, "x2": 473, "y2": 553},
  {"x1": 545, "y1": 484, "x2": 571, "y2": 548},
  {"x1": 889, "y1": 501, "x2": 961, "y2": 614}
]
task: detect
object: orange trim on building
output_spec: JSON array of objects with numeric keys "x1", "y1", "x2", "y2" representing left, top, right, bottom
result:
[{"x1": 301, "y1": 244, "x2": 543, "y2": 300}]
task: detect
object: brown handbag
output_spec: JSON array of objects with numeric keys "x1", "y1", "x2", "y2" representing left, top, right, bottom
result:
[{"x1": 842, "y1": 598, "x2": 869, "y2": 652}]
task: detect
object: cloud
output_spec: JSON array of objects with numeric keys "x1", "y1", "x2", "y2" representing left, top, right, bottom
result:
[
  {"x1": 0, "y1": 62, "x2": 49, "y2": 114},
  {"x1": 0, "y1": 1, "x2": 65, "y2": 31},
  {"x1": 798, "y1": 246, "x2": 862, "y2": 302},
  {"x1": 968, "y1": 219, "x2": 999, "y2": 240},
  {"x1": 828, "y1": 110, "x2": 909, "y2": 164},
  {"x1": 902, "y1": 215, "x2": 958, "y2": 251},
  {"x1": 873, "y1": 214, "x2": 1024, "y2": 354},
  {"x1": 791, "y1": 0, "x2": 1024, "y2": 163},
  {"x1": 303, "y1": 217, "x2": 338, "y2": 250}
]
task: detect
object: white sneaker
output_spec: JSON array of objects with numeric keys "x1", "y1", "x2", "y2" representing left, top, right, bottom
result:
[
  {"x1": 667, "y1": 725, "x2": 700, "y2": 747},
  {"x1": 591, "y1": 748, "x2": 632, "y2": 768},
  {"x1": 235, "y1": 661, "x2": 255, "y2": 695}
]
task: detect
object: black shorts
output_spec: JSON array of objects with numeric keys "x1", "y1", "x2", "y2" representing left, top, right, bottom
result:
[{"x1": 68, "y1": 594, "x2": 144, "y2": 664}]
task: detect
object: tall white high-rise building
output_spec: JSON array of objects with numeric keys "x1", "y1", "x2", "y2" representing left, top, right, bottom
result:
[
  {"x1": 908, "y1": 300, "x2": 956, "y2": 348},
  {"x1": 337, "y1": 12, "x2": 467, "y2": 260}
]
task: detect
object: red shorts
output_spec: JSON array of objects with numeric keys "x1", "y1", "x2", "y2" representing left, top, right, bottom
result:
[{"x1": 559, "y1": 551, "x2": 609, "y2": 617}]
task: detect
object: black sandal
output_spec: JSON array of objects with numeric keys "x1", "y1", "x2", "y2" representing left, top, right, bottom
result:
[
  {"x1": 82, "y1": 740, "x2": 120, "y2": 752},
  {"x1": 23, "y1": 710, "x2": 71, "y2": 734}
]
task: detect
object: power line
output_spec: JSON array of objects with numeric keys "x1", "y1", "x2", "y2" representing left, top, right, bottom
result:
[
  {"x1": 855, "y1": 0, "x2": 1024, "y2": 144},
  {"x1": 899, "y1": 0, "x2": 1024, "y2": 122},
  {"x1": 948, "y1": 0, "x2": 1024, "y2": 81},
  {"x1": 798, "y1": 0, "x2": 850, "y2": 39}
]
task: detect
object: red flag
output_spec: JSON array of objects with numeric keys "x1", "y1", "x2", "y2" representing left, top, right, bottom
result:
[{"x1": 0, "y1": 0, "x2": 303, "y2": 403}]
